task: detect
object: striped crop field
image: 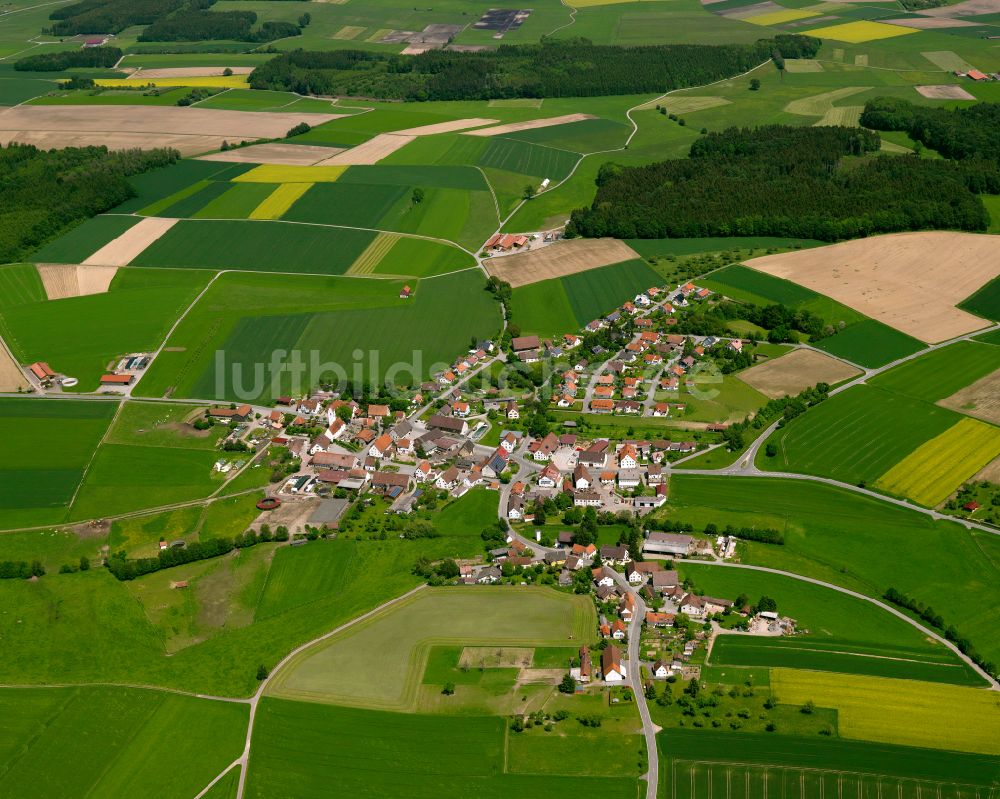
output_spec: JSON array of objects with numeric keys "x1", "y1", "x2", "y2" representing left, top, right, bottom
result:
[
  {"x1": 770, "y1": 670, "x2": 1000, "y2": 755},
  {"x1": 234, "y1": 165, "x2": 347, "y2": 183},
  {"x1": 347, "y1": 232, "x2": 399, "y2": 275},
  {"x1": 96, "y1": 76, "x2": 250, "y2": 89},
  {"x1": 875, "y1": 417, "x2": 1000, "y2": 506},
  {"x1": 250, "y1": 184, "x2": 314, "y2": 220}
]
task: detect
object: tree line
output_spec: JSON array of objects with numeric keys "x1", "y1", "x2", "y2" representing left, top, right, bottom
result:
[
  {"x1": 15, "y1": 46, "x2": 121, "y2": 71},
  {"x1": 106, "y1": 526, "x2": 290, "y2": 581},
  {"x1": 645, "y1": 517, "x2": 784, "y2": 545},
  {"x1": 861, "y1": 98, "x2": 1000, "y2": 165},
  {"x1": 0, "y1": 560, "x2": 45, "y2": 579},
  {"x1": 567, "y1": 125, "x2": 993, "y2": 241},
  {"x1": 0, "y1": 143, "x2": 178, "y2": 264},
  {"x1": 883, "y1": 587, "x2": 996, "y2": 678},
  {"x1": 248, "y1": 35, "x2": 820, "y2": 101}
]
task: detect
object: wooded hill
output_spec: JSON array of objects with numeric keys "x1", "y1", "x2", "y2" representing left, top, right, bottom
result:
[
  {"x1": 249, "y1": 36, "x2": 820, "y2": 100},
  {"x1": 0, "y1": 144, "x2": 178, "y2": 264},
  {"x1": 567, "y1": 126, "x2": 994, "y2": 241}
]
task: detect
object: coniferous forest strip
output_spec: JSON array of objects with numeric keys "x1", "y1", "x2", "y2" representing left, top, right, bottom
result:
[
  {"x1": 860, "y1": 99, "x2": 1000, "y2": 164},
  {"x1": 567, "y1": 126, "x2": 995, "y2": 241},
  {"x1": 0, "y1": 144, "x2": 178, "y2": 264},
  {"x1": 248, "y1": 36, "x2": 821, "y2": 100}
]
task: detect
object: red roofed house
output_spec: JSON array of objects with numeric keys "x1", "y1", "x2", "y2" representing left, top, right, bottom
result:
[{"x1": 100, "y1": 373, "x2": 133, "y2": 386}]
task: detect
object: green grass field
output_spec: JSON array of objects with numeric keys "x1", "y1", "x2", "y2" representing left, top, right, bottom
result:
[
  {"x1": 28, "y1": 215, "x2": 141, "y2": 264},
  {"x1": 660, "y1": 730, "x2": 1000, "y2": 799},
  {"x1": 869, "y1": 340, "x2": 1000, "y2": 403},
  {"x1": 681, "y1": 564, "x2": 981, "y2": 685},
  {"x1": 960, "y1": 275, "x2": 1000, "y2": 323},
  {"x1": 666, "y1": 476, "x2": 1000, "y2": 666},
  {"x1": 136, "y1": 268, "x2": 499, "y2": 401},
  {"x1": 0, "y1": 686, "x2": 247, "y2": 798},
  {"x1": 760, "y1": 385, "x2": 956, "y2": 485},
  {"x1": 0, "y1": 267, "x2": 212, "y2": 391},
  {"x1": 811, "y1": 319, "x2": 925, "y2": 368},
  {"x1": 0, "y1": 399, "x2": 116, "y2": 530},
  {"x1": 247, "y1": 699, "x2": 638, "y2": 799},
  {"x1": 267, "y1": 587, "x2": 594, "y2": 711},
  {"x1": 477, "y1": 137, "x2": 579, "y2": 181}
]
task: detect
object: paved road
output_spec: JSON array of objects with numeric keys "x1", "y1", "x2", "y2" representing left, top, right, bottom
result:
[{"x1": 682, "y1": 560, "x2": 999, "y2": 689}]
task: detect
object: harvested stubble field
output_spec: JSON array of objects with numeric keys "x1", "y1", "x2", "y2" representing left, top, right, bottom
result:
[
  {"x1": 36, "y1": 264, "x2": 118, "y2": 300},
  {"x1": 485, "y1": 238, "x2": 639, "y2": 287},
  {"x1": 875, "y1": 417, "x2": 1000, "y2": 506},
  {"x1": 770, "y1": 670, "x2": 1000, "y2": 755},
  {"x1": 314, "y1": 133, "x2": 416, "y2": 165},
  {"x1": 915, "y1": 84, "x2": 977, "y2": 99},
  {"x1": 0, "y1": 340, "x2": 27, "y2": 392},
  {"x1": 939, "y1": 367, "x2": 1000, "y2": 425},
  {"x1": 464, "y1": 114, "x2": 597, "y2": 136},
  {"x1": 82, "y1": 218, "x2": 178, "y2": 267},
  {"x1": 746, "y1": 232, "x2": 1000, "y2": 343},
  {"x1": 0, "y1": 106, "x2": 343, "y2": 155},
  {"x1": 737, "y1": 348, "x2": 861, "y2": 398},
  {"x1": 198, "y1": 143, "x2": 347, "y2": 166}
]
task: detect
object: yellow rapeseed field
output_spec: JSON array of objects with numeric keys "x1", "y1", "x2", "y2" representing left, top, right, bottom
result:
[
  {"x1": 876, "y1": 417, "x2": 1000, "y2": 506},
  {"x1": 771, "y1": 670, "x2": 1000, "y2": 755},
  {"x1": 746, "y1": 8, "x2": 819, "y2": 26},
  {"x1": 96, "y1": 76, "x2": 250, "y2": 89},
  {"x1": 804, "y1": 20, "x2": 917, "y2": 42},
  {"x1": 249, "y1": 183, "x2": 314, "y2": 220},
  {"x1": 234, "y1": 164, "x2": 347, "y2": 183}
]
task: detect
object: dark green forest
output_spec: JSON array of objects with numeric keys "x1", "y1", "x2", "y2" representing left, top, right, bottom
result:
[
  {"x1": 14, "y1": 47, "x2": 122, "y2": 71},
  {"x1": 139, "y1": 9, "x2": 301, "y2": 42},
  {"x1": 567, "y1": 126, "x2": 994, "y2": 241},
  {"x1": 248, "y1": 35, "x2": 820, "y2": 100},
  {"x1": 861, "y1": 98, "x2": 1000, "y2": 164},
  {"x1": 48, "y1": 0, "x2": 184, "y2": 35},
  {"x1": 0, "y1": 144, "x2": 178, "y2": 264}
]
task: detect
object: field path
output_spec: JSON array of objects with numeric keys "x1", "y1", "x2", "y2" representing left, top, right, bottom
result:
[{"x1": 229, "y1": 584, "x2": 428, "y2": 799}]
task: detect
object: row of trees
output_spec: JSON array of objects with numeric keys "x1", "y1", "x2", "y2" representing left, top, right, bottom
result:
[
  {"x1": 568, "y1": 125, "x2": 994, "y2": 241},
  {"x1": 0, "y1": 560, "x2": 45, "y2": 579},
  {"x1": 106, "y1": 526, "x2": 290, "y2": 581},
  {"x1": 645, "y1": 517, "x2": 784, "y2": 545},
  {"x1": 883, "y1": 587, "x2": 997, "y2": 678},
  {"x1": 248, "y1": 35, "x2": 820, "y2": 101},
  {"x1": 14, "y1": 46, "x2": 121, "y2": 71},
  {"x1": 861, "y1": 98, "x2": 1000, "y2": 163},
  {"x1": 0, "y1": 143, "x2": 178, "y2": 264}
]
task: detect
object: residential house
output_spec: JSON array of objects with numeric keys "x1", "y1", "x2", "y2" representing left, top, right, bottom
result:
[
  {"x1": 618, "y1": 444, "x2": 639, "y2": 470},
  {"x1": 617, "y1": 469, "x2": 642, "y2": 490},
  {"x1": 529, "y1": 432, "x2": 559, "y2": 462},
  {"x1": 368, "y1": 433, "x2": 393, "y2": 460},
  {"x1": 601, "y1": 645, "x2": 626, "y2": 682},
  {"x1": 611, "y1": 619, "x2": 627, "y2": 640},
  {"x1": 573, "y1": 463, "x2": 592, "y2": 490},
  {"x1": 594, "y1": 566, "x2": 617, "y2": 588},
  {"x1": 574, "y1": 491, "x2": 603, "y2": 508},
  {"x1": 436, "y1": 466, "x2": 461, "y2": 490},
  {"x1": 537, "y1": 463, "x2": 560, "y2": 489},
  {"x1": 651, "y1": 660, "x2": 670, "y2": 678},
  {"x1": 600, "y1": 545, "x2": 631, "y2": 566}
]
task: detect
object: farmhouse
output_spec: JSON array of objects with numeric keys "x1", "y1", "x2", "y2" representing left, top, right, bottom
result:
[
  {"x1": 601, "y1": 645, "x2": 626, "y2": 682},
  {"x1": 643, "y1": 532, "x2": 693, "y2": 556},
  {"x1": 209, "y1": 404, "x2": 252, "y2": 423},
  {"x1": 427, "y1": 414, "x2": 468, "y2": 436},
  {"x1": 28, "y1": 362, "x2": 56, "y2": 382}
]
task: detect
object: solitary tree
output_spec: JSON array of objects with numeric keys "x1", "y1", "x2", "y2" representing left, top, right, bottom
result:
[
  {"x1": 411, "y1": 187, "x2": 425, "y2": 204},
  {"x1": 522, "y1": 184, "x2": 536, "y2": 200},
  {"x1": 750, "y1": 78, "x2": 761, "y2": 91},
  {"x1": 256, "y1": 664, "x2": 269, "y2": 681},
  {"x1": 559, "y1": 673, "x2": 577, "y2": 694}
]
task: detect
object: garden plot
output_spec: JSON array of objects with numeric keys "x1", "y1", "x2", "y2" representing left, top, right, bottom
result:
[
  {"x1": 82, "y1": 217, "x2": 179, "y2": 267},
  {"x1": 938, "y1": 368, "x2": 1000, "y2": 425},
  {"x1": 485, "y1": 238, "x2": 639, "y2": 288},
  {"x1": 199, "y1": 143, "x2": 347, "y2": 166},
  {"x1": 738, "y1": 348, "x2": 861, "y2": 398},
  {"x1": 0, "y1": 106, "x2": 343, "y2": 155},
  {"x1": 36, "y1": 264, "x2": 118, "y2": 300},
  {"x1": 464, "y1": 114, "x2": 597, "y2": 136},
  {"x1": 745, "y1": 232, "x2": 1000, "y2": 343}
]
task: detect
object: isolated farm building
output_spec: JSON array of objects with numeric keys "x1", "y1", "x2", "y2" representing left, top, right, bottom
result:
[
  {"x1": 28, "y1": 362, "x2": 56, "y2": 381},
  {"x1": 399, "y1": 285, "x2": 412, "y2": 299},
  {"x1": 966, "y1": 69, "x2": 988, "y2": 81},
  {"x1": 427, "y1": 414, "x2": 468, "y2": 436},
  {"x1": 100, "y1": 373, "x2": 134, "y2": 387},
  {"x1": 601, "y1": 645, "x2": 626, "y2": 682},
  {"x1": 643, "y1": 532, "x2": 693, "y2": 557}
]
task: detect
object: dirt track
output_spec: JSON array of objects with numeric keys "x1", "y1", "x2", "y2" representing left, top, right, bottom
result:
[
  {"x1": 738, "y1": 348, "x2": 862, "y2": 398},
  {"x1": 485, "y1": 238, "x2": 639, "y2": 288},
  {"x1": 83, "y1": 217, "x2": 178, "y2": 266},
  {"x1": 745, "y1": 232, "x2": 1000, "y2": 343},
  {"x1": 939, "y1": 368, "x2": 1000, "y2": 425},
  {"x1": 37, "y1": 264, "x2": 118, "y2": 299}
]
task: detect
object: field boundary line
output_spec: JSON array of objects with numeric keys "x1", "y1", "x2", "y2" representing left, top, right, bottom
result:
[
  {"x1": 64, "y1": 398, "x2": 125, "y2": 512},
  {"x1": 193, "y1": 759, "x2": 241, "y2": 799}
]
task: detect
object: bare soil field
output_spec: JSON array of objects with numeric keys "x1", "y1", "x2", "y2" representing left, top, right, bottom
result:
[
  {"x1": 915, "y1": 84, "x2": 976, "y2": 99},
  {"x1": 939, "y1": 367, "x2": 1000, "y2": 425},
  {"x1": 0, "y1": 337, "x2": 28, "y2": 392},
  {"x1": 391, "y1": 118, "x2": 498, "y2": 135},
  {"x1": 887, "y1": 17, "x2": 976, "y2": 28},
  {"x1": 738, "y1": 348, "x2": 861, "y2": 398},
  {"x1": 0, "y1": 106, "x2": 343, "y2": 155},
  {"x1": 485, "y1": 238, "x2": 638, "y2": 287},
  {"x1": 923, "y1": 0, "x2": 1000, "y2": 15},
  {"x1": 198, "y1": 143, "x2": 346, "y2": 165},
  {"x1": 314, "y1": 133, "x2": 416, "y2": 165},
  {"x1": 130, "y1": 67, "x2": 255, "y2": 79},
  {"x1": 745, "y1": 232, "x2": 1000, "y2": 343},
  {"x1": 83, "y1": 217, "x2": 178, "y2": 266},
  {"x1": 37, "y1": 264, "x2": 119, "y2": 299},
  {"x1": 464, "y1": 113, "x2": 597, "y2": 136},
  {"x1": 973, "y1": 454, "x2": 1000, "y2": 484}
]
